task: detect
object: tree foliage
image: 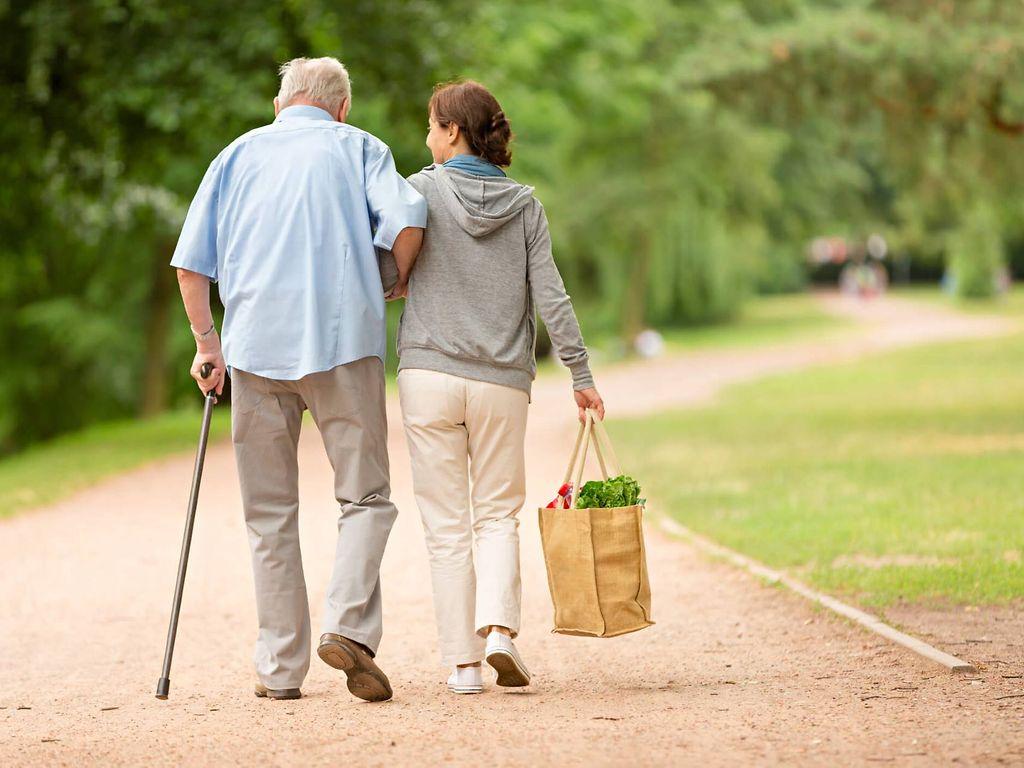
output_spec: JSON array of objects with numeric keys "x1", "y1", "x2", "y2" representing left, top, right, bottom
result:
[{"x1": 2, "y1": 0, "x2": 1022, "y2": 452}]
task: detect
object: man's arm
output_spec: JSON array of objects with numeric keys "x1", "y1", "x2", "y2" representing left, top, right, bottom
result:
[
  {"x1": 177, "y1": 268, "x2": 226, "y2": 395},
  {"x1": 169, "y1": 152, "x2": 225, "y2": 395},
  {"x1": 385, "y1": 226, "x2": 424, "y2": 300},
  {"x1": 364, "y1": 142, "x2": 427, "y2": 300}
]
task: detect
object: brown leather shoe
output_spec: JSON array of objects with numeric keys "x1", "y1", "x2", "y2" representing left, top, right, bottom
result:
[
  {"x1": 317, "y1": 633, "x2": 393, "y2": 702},
  {"x1": 254, "y1": 682, "x2": 301, "y2": 700}
]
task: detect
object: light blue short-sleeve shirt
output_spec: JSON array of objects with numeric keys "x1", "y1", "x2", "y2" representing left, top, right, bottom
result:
[{"x1": 170, "y1": 105, "x2": 426, "y2": 379}]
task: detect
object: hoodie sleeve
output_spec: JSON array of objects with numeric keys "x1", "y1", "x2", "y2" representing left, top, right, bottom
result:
[
  {"x1": 525, "y1": 200, "x2": 595, "y2": 391},
  {"x1": 377, "y1": 247, "x2": 398, "y2": 293}
]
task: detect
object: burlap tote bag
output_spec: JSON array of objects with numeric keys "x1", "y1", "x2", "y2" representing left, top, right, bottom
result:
[{"x1": 538, "y1": 410, "x2": 654, "y2": 637}]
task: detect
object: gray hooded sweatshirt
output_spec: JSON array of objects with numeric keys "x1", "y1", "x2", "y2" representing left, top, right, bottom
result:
[{"x1": 392, "y1": 165, "x2": 593, "y2": 395}]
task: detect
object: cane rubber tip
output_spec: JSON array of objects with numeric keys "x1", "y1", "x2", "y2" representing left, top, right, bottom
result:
[{"x1": 156, "y1": 677, "x2": 170, "y2": 699}]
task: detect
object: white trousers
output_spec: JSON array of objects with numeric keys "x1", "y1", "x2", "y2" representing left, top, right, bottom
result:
[{"x1": 398, "y1": 369, "x2": 528, "y2": 667}]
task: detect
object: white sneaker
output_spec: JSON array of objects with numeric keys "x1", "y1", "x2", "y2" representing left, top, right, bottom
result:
[
  {"x1": 447, "y1": 665, "x2": 484, "y2": 694},
  {"x1": 485, "y1": 631, "x2": 531, "y2": 687}
]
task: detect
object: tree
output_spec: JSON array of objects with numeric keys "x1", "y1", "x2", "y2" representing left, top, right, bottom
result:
[
  {"x1": 0, "y1": 0, "x2": 472, "y2": 451},
  {"x1": 3, "y1": 0, "x2": 1022, "y2": 453}
]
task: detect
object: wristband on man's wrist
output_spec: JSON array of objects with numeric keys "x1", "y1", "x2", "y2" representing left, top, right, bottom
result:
[{"x1": 191, "y1": 322, "x2": 217, "y2": 342}]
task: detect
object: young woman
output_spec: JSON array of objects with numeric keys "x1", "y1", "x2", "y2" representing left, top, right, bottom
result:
[{"x1": 397, "y1": 80, "x2": 604, "y2": 694}]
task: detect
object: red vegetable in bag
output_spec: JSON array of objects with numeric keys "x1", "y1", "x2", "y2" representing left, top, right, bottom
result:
[{"x1": 545, "y1": 482, "x2": 573, "y2": 509}]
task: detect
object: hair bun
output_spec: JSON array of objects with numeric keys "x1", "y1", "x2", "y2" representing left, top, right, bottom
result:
[
  {"x1": 490, "y1": 111, "x2": 509, "y2": 131},
  {"x1": 430, "y1": 80, "x2": 513, "y2": 167}
]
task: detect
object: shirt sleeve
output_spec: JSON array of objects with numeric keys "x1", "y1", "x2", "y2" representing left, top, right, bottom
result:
[
  {"x1": 364, "y1": 143, "x2": 427, "y2": 250},
  {"x1": 169, "y1": 154, "x2": 223, "y2": 281}
]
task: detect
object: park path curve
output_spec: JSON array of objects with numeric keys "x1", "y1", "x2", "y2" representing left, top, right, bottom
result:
[{"x1": 2, "y1": 293, "x2": 1021, "y2": 766}]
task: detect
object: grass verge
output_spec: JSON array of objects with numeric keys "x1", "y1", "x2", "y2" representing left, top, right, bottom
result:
[
  {"x1": 0, "y1": 408, "x2": 231, "y2": 518},
  {"x1": 891, "y1": 284, "x2": 1024, "y2": 318},
  {"x1": 659, "y1": 292, "x2": 847, "y2": 352},
  {"x1": 544, "y1": 292, "x2": 848, "y2": 373},
  {"x1": 612, "y1": 332, "x2": 1024, "y2": 606}
]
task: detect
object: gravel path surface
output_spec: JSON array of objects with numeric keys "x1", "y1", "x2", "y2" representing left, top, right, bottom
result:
[{"x1": 3, "y1": 294, "x2": 1021, "y2": 766}]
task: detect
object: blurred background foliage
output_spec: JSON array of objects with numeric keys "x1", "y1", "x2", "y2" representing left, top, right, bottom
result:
[{"x1": 2, "y1": 0, "x2": 1022, "y2": 454}]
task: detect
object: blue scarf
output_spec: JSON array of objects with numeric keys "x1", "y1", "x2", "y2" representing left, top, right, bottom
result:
[{"x1": 442, "y1": 153, "x2": 506, "y2": 177}]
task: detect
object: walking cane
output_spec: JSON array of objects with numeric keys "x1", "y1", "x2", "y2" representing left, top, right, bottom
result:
[{"x1": 156, "y1": 363, "x2": 219, "y2": 700}]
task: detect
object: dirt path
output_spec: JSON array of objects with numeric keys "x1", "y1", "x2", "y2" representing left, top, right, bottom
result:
[{"x1": 3, "y1": 294, "x2": 1021, "y2": 766}]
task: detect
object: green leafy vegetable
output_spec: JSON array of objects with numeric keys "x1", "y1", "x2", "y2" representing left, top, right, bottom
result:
[{"x1": 575, "y1": 475, "x2": 645, "y2": 509}]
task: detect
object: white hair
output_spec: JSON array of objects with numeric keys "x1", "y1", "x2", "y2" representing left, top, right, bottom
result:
[{"x1": 277, "y1": 57, "x2": 351, "y2": 115}]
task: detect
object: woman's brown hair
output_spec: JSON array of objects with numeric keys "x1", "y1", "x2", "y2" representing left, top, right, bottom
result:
[{"x1": 429, "y1": 80, "x2": 513, "y2": 167}]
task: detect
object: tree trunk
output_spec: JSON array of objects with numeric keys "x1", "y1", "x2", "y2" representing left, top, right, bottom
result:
[
  {"x1": 620, "y1": 227, "x2": 651, "y2": 345},
  {"x1": 140, "y1": 242, "x2": 177, "y2": 416}
]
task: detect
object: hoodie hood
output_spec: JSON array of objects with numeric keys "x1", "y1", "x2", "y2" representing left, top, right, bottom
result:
[{"x1": 426, "y1": 165, "x2": 535, "y2": 238}]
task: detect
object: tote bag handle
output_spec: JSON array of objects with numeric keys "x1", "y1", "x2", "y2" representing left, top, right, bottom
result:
[
  {"x1": 590, "y1": 415, "x2": 622, "y2": 478},
  {"x1": 563, "y1": 410, "x2": 621, "y2": 509}
]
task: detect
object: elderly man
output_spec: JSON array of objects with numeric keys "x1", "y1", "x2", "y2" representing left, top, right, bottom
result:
[{"x1": 170, "y1": 57, "x2": 425, "y2": 702}]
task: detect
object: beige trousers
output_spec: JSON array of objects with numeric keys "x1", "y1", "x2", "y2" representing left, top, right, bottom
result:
[
  {"x1": 231, "y1": 357, "x2": 397, "y2": 690},
  {"x1": 398, "y1": 368, "x2": 529, "y2": 667}
]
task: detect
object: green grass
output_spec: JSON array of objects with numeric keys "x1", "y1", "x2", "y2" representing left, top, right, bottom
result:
[
  {"x1": 892, "y1": 283, "x2": 1024, "y2": 318},
  {"x1": 0, "y1": 408, "x2": 231, "y2": 518},
  {"x1": 612, "y1": 332, "x2": 1024, "y2": 607},
  {"x1": 659, "y1": 293, "x2": 847, "y2": 352},
  {"x1": 560, "y1": 292, "x2": 847, "y2": 371}
]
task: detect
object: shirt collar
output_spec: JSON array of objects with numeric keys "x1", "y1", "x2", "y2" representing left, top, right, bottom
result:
[{"x1": 275, "y1": 105, "x2": 336, "y2": 123}]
